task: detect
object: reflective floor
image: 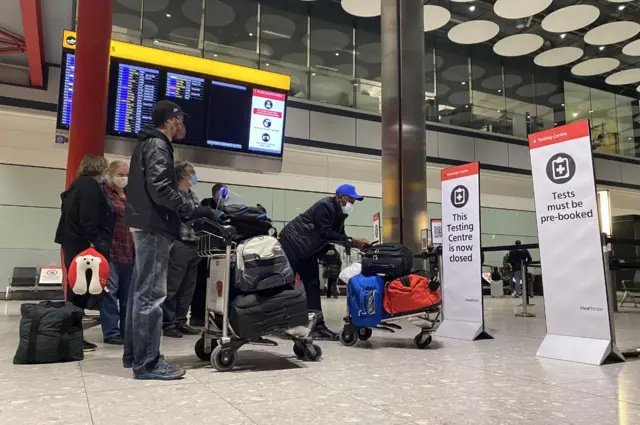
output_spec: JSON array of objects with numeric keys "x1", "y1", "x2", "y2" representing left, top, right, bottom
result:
[{"x1": 1, "y1": 297, "x2": 640, "y2": 425}]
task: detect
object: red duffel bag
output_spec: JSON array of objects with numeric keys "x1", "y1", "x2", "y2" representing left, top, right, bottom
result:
[{"x1": 383, "y1": 274, "x2": 441, "y2": 315}]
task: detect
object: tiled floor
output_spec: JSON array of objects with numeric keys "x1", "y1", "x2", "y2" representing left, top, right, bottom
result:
[{"x1": 1, "y1": 297, "x2": 640, "y2": 425}]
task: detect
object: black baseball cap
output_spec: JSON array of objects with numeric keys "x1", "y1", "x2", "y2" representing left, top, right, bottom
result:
[{"x1": 152, "y1": 100, "x2": 189, "y2": 127}]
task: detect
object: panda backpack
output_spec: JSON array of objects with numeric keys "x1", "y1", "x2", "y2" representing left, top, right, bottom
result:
[{"x1": 67, "y1": 248, "x2": 110, "y2": 295}]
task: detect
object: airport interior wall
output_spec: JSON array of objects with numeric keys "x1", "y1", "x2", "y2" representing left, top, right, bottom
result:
[{"x1": 1, "y1": 68, "x2": 640, "y2": 294}]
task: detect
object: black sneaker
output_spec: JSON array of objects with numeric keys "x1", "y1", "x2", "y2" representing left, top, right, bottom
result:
[
  {"x1": 163, "y1": 328, "x2": 183, "y2": 338},
  {"x1": 134, "y1": 359, "x2": 185, "y2": 380},
  {"x1": 83, "y1": 340, "x2": 97, "y2": 352},
  {"x1": 104, "y1": 335, "x2": 125, "y2": 345},
  {"x1": 176, "y1": 324, "x2": 200, "y2": 336},
  {"x1": 189, "y1": 318, "x2": 205, "y2": 327},
  {"x1": 310, "y1": 325, "x2": 339, "y2": 341}
]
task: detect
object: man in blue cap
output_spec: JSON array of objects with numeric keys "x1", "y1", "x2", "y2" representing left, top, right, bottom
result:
[{"x1": 279, "y1": 184, "x2": 370, "y2": 340}]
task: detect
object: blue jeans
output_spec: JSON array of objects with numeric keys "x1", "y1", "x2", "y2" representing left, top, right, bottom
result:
[
  {"x1": 123, "y1": 231, "x2": 171, "y2": 376},
  {"x1": 514, "y1": 270, "x2": 522, "y2": 295},
  {"x1": 100, "y1": 261, "x2": 133, "y2": 339}
]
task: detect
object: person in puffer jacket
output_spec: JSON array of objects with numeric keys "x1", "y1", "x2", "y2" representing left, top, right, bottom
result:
[{"x1": 279, "y1": 184, "x2": 369, "y2": 341}]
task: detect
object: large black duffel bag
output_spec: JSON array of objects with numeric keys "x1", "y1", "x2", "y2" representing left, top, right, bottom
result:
[
  {"x1": 229, "y1": 286, "x2": 308, "y2": 338},
  {"x1": 14, "y1": 301, "x2": 84, "y2": 365},
  {"x1": 362, "y1": 243, "x2": 414, "y2": 279}
]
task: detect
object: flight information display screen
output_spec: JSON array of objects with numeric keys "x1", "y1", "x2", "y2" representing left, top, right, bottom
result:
[
  {"x1": 112, "y1": 63, "x2": 160, "y2": 135},
  {"x1": 57, "y1": 52, "x2": 75, "y2": 128},
  {"x1": 165, "y1": 72, "x2": 205, "y2": 144}
]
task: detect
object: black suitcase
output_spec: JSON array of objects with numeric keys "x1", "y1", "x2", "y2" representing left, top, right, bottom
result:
[
  {"x1": 229, "y1": 286, "x2": 308, "y2": 338},
  {"x1": 361, "y1": 243, "x2": 413, "y2": 279}
]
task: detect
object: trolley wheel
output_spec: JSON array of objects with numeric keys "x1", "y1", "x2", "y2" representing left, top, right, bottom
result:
[
  {"x1": 305, "y1": 344, "x2": 323, "y2": 361},
  {"x1": 211, "y1": 345, "x2": 237, "y2": 371},
  {"x1": 293, "y1": 341, "x2": 307, "y2": 360},
  {"x1": 357, "y1": 328, "x2": 372, "y2": 341},
  {"x1": 339, "y1": 328, "x2": 358, "y2": 347},
  {"x1": 194, "y1": 337, "x2": 213, "y2": 362},
  {"x1": 414, "y1": 333, "x2": 432, "y2": 349}
]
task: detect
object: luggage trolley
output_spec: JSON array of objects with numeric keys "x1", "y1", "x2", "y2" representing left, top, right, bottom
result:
[
  {"x1": 191, "y1": 218, "x2": 323, "y2": 371},
  {"x1": 339, "y1": 249, "x2": 442, "y2": 349}
]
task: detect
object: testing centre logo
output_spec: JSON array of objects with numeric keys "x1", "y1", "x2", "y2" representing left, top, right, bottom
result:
[
  {"x1": 450, "y1": 185, "x2": 469, "y2": 209},
  {"x1": 545, "y1": 153, "x2": 576, "y2": 184},
  {"x1": 65, "y1": 35, "x2": 76, "y2": 46}
]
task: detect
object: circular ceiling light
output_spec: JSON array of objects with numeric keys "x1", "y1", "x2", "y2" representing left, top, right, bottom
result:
[
  {"x1": 494, "y1": 0, "x2": 552, "y2": 20},
  {"x1": 606, "y1": 69, "x2": 640, "y2": 85},
  {"x1": 584, "y1": 21, "x2": 640, "y2": 46},
  {"x1": 623, "y1": 39, "x2": 640, "y2": 56},
  {"x1": 541, "y1": 5, "x2": 600, "y2": 33},
  {"x1": 493, "y1": 34, "x2": 544, "y2": 57},
  {"x1": 534, "y1": 47, "x2": 583, "y2": 67},
  {"x1": 571, "y1": 58, "x2": 620, "y2": 76},
  {"x1": 448, "y1": 20, "x2": 499, "y2": 45},
  {"x1": 450, "y1": 0, "x2": 474, "y2": 2},
  {"x1": 423, "y1": 5, "x2": 451, "y2": 32},
  {"x1": 607, "y1": 0, "x2": 634, "y2": 3},
  {"x1": 341, "y1": 0, "x2": 380, "y2": 17}
]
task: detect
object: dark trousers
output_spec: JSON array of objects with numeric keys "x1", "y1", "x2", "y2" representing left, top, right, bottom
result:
[
  {"x1": 326, "y1": 276, "x2": 338, "y2": 298},
  {"x1": 100, "y1": 261, "x2": 133, "y2": 339},
  {"x1": 123, "y1": 231, "x2": 171, "y2": 376},
  {"x1": 281, "y1": 241, "x2": 324, "y2": 326},
  {"x1": 190, "y1": 259, "x2": 209, "y2": 324},
  {"x1": 162, "y1": 240, "x2": 200, "y2": 329}
]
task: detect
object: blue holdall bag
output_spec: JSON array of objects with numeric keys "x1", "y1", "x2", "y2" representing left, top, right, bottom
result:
[{"x1": 347, "y1": 274, "x2": 385, "y2": 328}]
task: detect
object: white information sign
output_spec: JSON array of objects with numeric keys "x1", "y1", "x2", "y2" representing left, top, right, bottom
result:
[
  {"x1": 248, "y1": 89, "x2": 286, "y2": 155},
  {"x1": 372, "y1": 212, "x2": 381, "y2": 244},
  {"x1": 529, "y1": 120, "x2": 622, "y2": 365},
  {"x1": 38, "y1": 266, "x2": 63, "y2": 286},
  {"x1": 430, "y1": 219, "x2": 443, "y2": 245},
  {"x1": 436, "y1": 162, "x2": 492, "y2": 341}
]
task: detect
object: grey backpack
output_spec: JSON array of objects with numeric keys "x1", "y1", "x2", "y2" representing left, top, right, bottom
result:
[{"x1": 235, "y1": 236, "x2": 295, "y2": 293}]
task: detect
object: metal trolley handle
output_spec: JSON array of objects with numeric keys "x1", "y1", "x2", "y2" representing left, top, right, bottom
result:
[{"x1": 191, "y1": 218, "x2": 236, "y2": 245}]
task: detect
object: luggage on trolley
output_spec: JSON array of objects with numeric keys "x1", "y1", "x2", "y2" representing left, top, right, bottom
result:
[
  {"x1": 191, "y1": 217, "x2": 322, "y2": 371},
  {"x1": 340, "y1": 245, "x2": 441, "y2": 349}
]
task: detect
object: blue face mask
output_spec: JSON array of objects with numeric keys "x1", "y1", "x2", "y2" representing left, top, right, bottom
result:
[{"x1": 190, "y1": 173, "x2": 198, "y2": 186}]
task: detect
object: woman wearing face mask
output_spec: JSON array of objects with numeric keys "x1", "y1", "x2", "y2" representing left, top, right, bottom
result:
[
  {"x1": 100, "y1": 160, "x2": 134, "y2": 345},
  {"x1": 161, "y1": 161, "x2": 204, "y2": 337},
  {"x1": 278, "y1": 184, "x2": 370, "y2": 341},
  {"x1": 54, "y1": 155, "x2": 116, "y2": 352}
]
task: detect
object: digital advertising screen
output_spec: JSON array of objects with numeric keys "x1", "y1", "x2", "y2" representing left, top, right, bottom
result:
[
  {"x1": 165, "y1": 72, "x2": 205, "y2": 144},
  {"x1": 248, "y1": 89, "x2": 286, "y2": 156},
  {"x1": 111, "y1": 63, "x2": 160, "y2": 136}
]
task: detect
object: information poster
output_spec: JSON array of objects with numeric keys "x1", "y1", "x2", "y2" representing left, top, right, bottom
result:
[
  {"x1": 248, "y1": 89, "x2": 286, "y2": 155},
  {"x1": 436, "y1": 162, "x2": 491, "y2": 341},
  {"x1": 372, "y1": 212, "x2": 381, "y2": 244},
  {"x1": 529, "y1": 120, "x2": 621, "y2": 365},
  {"x1": 430, "y1": 219, "x2": 443, "y2": 245}
]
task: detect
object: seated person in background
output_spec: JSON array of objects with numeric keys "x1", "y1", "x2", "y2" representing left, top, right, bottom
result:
[
  {"x1": 162, "y1": 161, "x2": 203, "y2": 338},
  {"x1": 101, "y1": 160, "x2": 134, "y2": 346},
  {"x1": 190, "y1": 183, "x2": 229, "y2": 327},
  {"x1": 508, "y1": 240, "x2": 532, "y2": 297},
  {"x1": 320, "y1": 246, "x2": 342, "y2": 299},
  {"x1": 278, "y1": 184, "x2": 370, "y2": 341},
  {"x1": 55, "y1": 155, "x2": 115, "y2": 353}
]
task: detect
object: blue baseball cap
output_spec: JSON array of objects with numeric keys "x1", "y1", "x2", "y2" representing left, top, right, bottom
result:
[{"x1": 336, "y1": 184, "x2": 364, "y2": 201}]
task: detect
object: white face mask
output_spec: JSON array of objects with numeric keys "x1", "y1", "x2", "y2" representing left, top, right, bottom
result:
[
  {"x1": 341, "y1": 202, "x2": 354, "y2": 215},
  {"x1": 113, "y1": 176, "x2": 128, "y2": 188}
]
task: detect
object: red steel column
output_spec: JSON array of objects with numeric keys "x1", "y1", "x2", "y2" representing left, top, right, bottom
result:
[{"x1": 65, "y1": 0, "x2": 113, "y2": 187}]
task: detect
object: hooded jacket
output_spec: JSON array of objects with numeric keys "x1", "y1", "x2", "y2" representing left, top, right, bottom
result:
[
  {"x1": 279, "y1": 196, "x2": 349, "y2": 262},
  {"x1": 125, "y1": 126, "x2": 194, "y2": 238}
]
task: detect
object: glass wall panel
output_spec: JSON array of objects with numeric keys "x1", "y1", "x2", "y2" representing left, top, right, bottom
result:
[
  {"x1": 470, "y1": 44, "x2": 506, "y2": 135},
  {"x1": 615, "y1": 93, "x2": 640, "y2": 157},
  {"x1": 564, "y1": 81, "x2": 591, "y2": 125},
  {"x1": 502, "y1": 57, "x2": 536, "y2": 138},
  {"x1": 111, "y1": 0, "x2": 142, "y2": 44},
  {"x1": 309, "y1": 1, "x2": 355, "y2": 107},
  {"x1": 435, "y1": 36, "x2": 473, "y2": 128},
  {"x1": 203, "y1": 0, "x2": 259, "y2": 68},
  {"x1": 590, "y1": 87, "x2": 618, "y2": 155},
  {"x1": 141, "y1": 0, "x2": 201, "y2": 56},
  {"x1": 354, "y1": 18, "x2": 382, "y2": 113},
  {"x1": 534, "y1": 68, "x2": 565, "y2": 131},
  {"x1": 259, "y1": 0, "x2": 309, "y2": 97},
  {"x1": 425, "y1": 34, "x2": 437, "y2": 122}
]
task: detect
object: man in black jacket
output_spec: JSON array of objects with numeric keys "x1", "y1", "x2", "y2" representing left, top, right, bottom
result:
[
  {"x1": 508, "y1": 240, "x2": 532, "y2": 297},
  {"x1": 123, "y1": 100, "x2": 216, "y2": 380},
  {"x1": 279, "y1": 184, "x2": 369, "y2": 340}
]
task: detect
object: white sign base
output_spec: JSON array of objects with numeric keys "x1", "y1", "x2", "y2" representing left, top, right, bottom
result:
[
  {"x1": 537, "y1": 335, "x2": 624, "y2": 366},
  {"x1": 436, "y1": 319, "x2": 492, "y2": 341}
]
